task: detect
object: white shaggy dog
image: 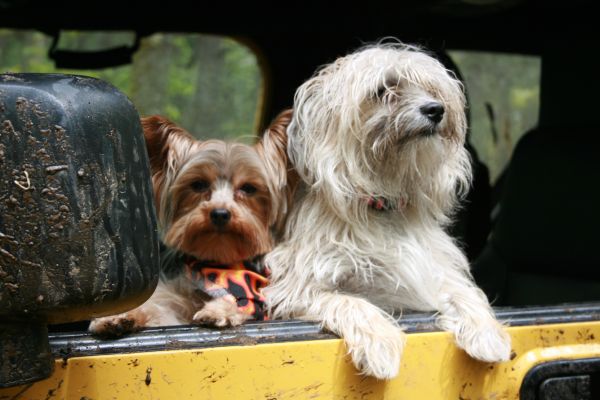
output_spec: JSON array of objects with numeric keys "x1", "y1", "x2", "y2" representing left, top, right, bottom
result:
[{"x1": 264, "y1": 42, "x2": 512, "y2": 379}]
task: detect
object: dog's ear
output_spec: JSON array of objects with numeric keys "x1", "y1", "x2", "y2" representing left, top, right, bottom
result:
[
  {"x1": 256, "y1": 109, "x2": 298, "y2": 234},
  {"x1": 141, "y1": 116, "x2": 195, "y2": 218},
  {"x1": 141, "y1": 115, "x2": 193, "y2": 175},
  {"x1": 257, "y1": 109, "x2": 292, "y2": 186}
]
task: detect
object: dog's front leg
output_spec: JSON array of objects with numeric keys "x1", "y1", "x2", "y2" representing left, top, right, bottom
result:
[
  {"x1": 192, "y1": 297, "x2": 250, "y2": 327},
  {"x1": 88, "y1": 306, "x2": 152, "y2": 337},
  {"x1": 89, "y1": 280, "x2": 188, "y2": 336},
  {"x1": 302, "y1": 291, "x2": 406, "y2": 380},
  {"x1": 434, "y1": 269, "x2": 512, "y2": 363}
]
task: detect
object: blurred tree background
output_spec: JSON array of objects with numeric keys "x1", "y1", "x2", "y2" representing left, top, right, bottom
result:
[
  {"x1": 0, "y1": 30, "x2": 540, "y2": 179},
  {"x1": 450, "y1": 51, "x2": 540, "y2": 182},
  {"x1": 0, "y1": 29, "x2": 262, "y2": 142}
]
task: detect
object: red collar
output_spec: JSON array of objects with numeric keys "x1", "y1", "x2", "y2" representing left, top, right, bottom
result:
[{"x1": 366, "y1": 196, "x2": 406, "y2": 212}]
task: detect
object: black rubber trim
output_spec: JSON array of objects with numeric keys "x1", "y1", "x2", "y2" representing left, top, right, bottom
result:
[
  {"x1": 49, "y1": 302, "x2": 600, "y2": 360},
  {"x1": 47, "y1": 30, "x2": 145, "y2": 69},
  {"x1": 520, "y1": 358, "x2": 600, "y2": 400}
]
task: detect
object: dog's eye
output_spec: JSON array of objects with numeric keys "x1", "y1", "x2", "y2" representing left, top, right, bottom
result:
[
  {"x1": 376, "y1": 86, "x2": 387, "y2": 98},
  {"x1": 190, "y1": 180, "x2": 210, "y2": 192},
  {"x1": 239, "y1": 183, "x2": 257, "y2": 195}
]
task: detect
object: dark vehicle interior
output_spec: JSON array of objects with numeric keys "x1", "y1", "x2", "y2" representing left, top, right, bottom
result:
[{"x1": 1, "y1": 0, "x2": 598, "y2": 326}]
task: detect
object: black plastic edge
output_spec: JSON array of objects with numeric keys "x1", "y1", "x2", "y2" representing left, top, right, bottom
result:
[
  {"x1": 48, "y1": 302, "x2": 600, "y2": 360},
  {"x1": 520, "y1": 358, "x2": 600, "y2": 400}
]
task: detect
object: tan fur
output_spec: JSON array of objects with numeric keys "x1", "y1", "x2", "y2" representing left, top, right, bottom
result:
[{"x1": 192, "y1": 297, "x2": 249, "y2": 327}]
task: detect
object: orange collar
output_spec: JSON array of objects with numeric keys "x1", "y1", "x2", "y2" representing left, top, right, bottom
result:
[{"x1": 184, "y1": 257, "x2": 270, "y2": 321}]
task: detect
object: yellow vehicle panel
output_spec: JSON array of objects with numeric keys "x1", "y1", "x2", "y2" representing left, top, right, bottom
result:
[{"x1": 2, "y1": 318, "x2": 599, "y2": 400}]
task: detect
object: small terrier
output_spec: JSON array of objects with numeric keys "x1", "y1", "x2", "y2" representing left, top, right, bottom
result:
[
  {"x1": 265, "y1": 42, "x2": 511, "y2": 379},
  {"x1": 90, "y1": 111, "x2": 292, "y2": 335}
]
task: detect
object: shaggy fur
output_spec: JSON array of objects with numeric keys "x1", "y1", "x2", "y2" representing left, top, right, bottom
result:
[
  {"x1": 89, "y1": 111, "x2": 292, "y2": 335},
  {"x1": 264, "y1": 42, "x2": 511, "y2": 379}
]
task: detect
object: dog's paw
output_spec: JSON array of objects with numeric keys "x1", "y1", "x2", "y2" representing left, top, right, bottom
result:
[
  {"x1": 346, "y1": 324, "x2": 406, "y2": 380},
  {"x1": 192, "y1": 297, "x2": 250, "y2": 328},
  {"x1": 88, "y1": 313, "x2": 144, "y2": 337},
  {"x1": 457, "y1": 321, "x2": 512, "y2": 363}
]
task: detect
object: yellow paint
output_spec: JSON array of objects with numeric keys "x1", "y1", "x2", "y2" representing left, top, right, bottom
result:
[{"x1": 1, "y1": 321, "x2": 599, "y2": 400}]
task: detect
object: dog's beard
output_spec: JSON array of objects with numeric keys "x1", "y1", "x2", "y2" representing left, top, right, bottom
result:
[
  {"x1": 162, "y1": 207, "x2": 272, "y2": 264},
  {"x1": 365, "y1": 82, "x2": 457, "y2": 149},
  {"x1": 366, "y1": 109, "x2": 442, "y2": 160},
  {"x1": 350, "y1": 107, "x2": 448, "y2": 205},
  {"x1": 183, "y1": 231, "x2": 263, "y2": 263}
]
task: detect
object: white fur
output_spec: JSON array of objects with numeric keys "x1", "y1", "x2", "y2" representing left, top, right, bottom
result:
[{"x1": 264, "y1": 41, "x2": 511, "y2": 379}]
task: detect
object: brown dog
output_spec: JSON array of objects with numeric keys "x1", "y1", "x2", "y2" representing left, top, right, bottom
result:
[{"x1": 89, "y1": 111, "x2": 292, "y2": 335}]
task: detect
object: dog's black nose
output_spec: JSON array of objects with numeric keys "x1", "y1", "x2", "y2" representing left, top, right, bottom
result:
[
  {"x1": 420, "y1": 102, "x2": 445, "y2": 124},
  {"x1": 210, "y1": 208, "x2": 231, "y2": 227}
]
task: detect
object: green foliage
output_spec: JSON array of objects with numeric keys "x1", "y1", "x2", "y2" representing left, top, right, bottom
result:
[
  {"x1": 1, "y1": 30, "x2": 539, "y2": 176},
  {"x1": 0, "y1": 29, "x2": 261, "y2": 142}
]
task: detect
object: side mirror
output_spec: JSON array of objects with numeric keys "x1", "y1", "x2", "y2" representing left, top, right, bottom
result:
[{"x1": 0, "y1": 73, "x2": 159, "y2": 387}]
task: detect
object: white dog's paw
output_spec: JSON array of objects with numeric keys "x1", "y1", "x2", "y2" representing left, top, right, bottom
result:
[
  {"x1": 457, "y1": 321, "x2": 512, "y2": 363},
  {"x1": 192, "y1": 297, "x2": 250, "y2": 328},
  {"x1": 345, "y1": 325, "x2": 406, "y2": 380}
]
